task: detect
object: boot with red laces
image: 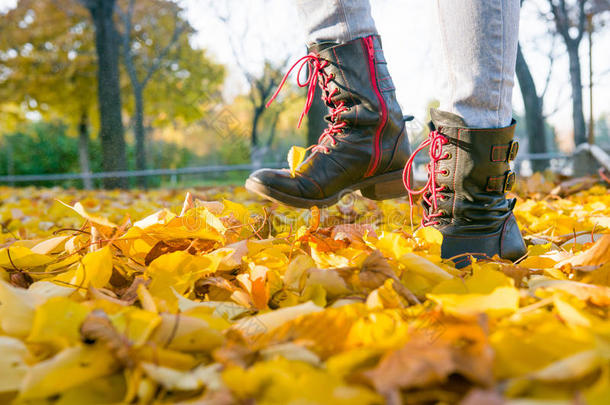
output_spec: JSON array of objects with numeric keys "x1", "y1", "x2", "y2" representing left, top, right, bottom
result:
[
  {"x1": 403, "y1": 109, "x2": 527, "y2": 267},
  {"x1": 246, "y1": 35, "x2": 411, "y2": 208}
]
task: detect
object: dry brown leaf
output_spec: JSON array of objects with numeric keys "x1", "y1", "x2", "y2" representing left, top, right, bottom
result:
[
  {"x1": 550, "y1": 175, "x2": 600, "y2": 198},
  {"x1": 559, "y1": 234, "x2": 610, "y2": 267},
  {"x1": 195, "y1": 276, "x2": 240, "y2": 301},
  {"x1": 359, "y1": 250, "x2": 420, "y2": 305},
  {"x1": 145, "y1": 239, "x2": 192, "y2": 265},
  {"x1": 363, "y1": 335, "x2": 455, "y2": 393},
  {"x1": 89, "y1": 286, "x2": 129, "y2": 306},
  {"x1": 9, "y1": 271, "x2": 33, "y2": 289},
  {"x1": 80, "y1": 310, "x2": 132, "y2": 367},
  {"x1": 300, "y1": 230, "x2": 348, "y2": 253},
  {"x1": 359, "y1": 250, "x2": 395, "y2": 289},
  {"x1": 364, "y1": 318, "x2": 493, "y2": 394},
  {"x1": 117, "y1": 276, "x2": 151, "y2": 304},
  {"x1": 331, "y1": 223, "x2": 377, "y2": 248},
  {"x1": 497, "y1": 264, "x2": 541, "y2": 288},
  {"x1": 144, "y1": 238, "x2": 217, "y2": 266}
]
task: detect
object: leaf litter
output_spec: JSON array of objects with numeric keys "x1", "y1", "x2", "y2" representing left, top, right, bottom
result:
[{"x1": 0, "y1": 178, "x2": 609, "y2": 404}]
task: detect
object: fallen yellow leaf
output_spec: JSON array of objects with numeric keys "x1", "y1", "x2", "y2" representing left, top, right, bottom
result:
[{"x1": 287, "y1": 146, "x2": 307, "y2": 177}]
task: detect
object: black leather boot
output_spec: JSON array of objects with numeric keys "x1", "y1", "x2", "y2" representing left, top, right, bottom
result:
[
  {"x1": 246, "y1": 35, "x2": 411, "y2": 208},
  {"x1": 403, "y1": 109, "x2": 526, "y2": 267}
]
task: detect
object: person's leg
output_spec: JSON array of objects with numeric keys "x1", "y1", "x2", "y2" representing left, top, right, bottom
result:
[
  {"x1": 295, "y1": 0, "x2": 378, "y2": 45},
  {"x1": 404, "y1": 0, "x2": 525, "y2": 267},
  {"x1": 436, "y1": 0, "x2": 519, "y2": 128},
  {"x1": 246, "y1": 0, "x2": 411, "y2": 208}
]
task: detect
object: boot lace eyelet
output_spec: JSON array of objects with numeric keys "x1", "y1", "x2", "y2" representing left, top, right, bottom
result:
[
  {"x1": 443, "y1": 152, "x2": 452, "y2": 160},
  {"x1": 403, "y1": 130, "x2": 451, "y2": 227},
  {"x1": 265, "y1": 53, "x2": 349, "y2": 156}
]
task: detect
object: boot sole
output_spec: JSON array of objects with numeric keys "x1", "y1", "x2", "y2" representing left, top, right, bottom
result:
[{"x1": 245, "y1": 170, "x2": 407, "y2": 209}]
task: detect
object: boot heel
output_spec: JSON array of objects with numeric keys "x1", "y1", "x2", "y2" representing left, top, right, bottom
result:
[{"x1": 360, "y1": 173, "x2": 406, "y2": 200}]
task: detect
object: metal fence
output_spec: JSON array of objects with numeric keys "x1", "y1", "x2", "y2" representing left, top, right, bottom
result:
[
  {"x1": 0, "y1": 153, "x2": 575, "y2": 186},
  {"x1": 0, "y1": 163, "x2": 287, "y2": 184}
]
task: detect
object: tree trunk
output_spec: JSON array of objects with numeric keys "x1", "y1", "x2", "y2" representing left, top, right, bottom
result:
[
  {"x1": 6, "y1": 140, "x2": 15, "y2": 187},
  {"x1": 85, "y1": 0, "x2": 128, "y2": 189},
  {"x1": 566, "y1": 44, "x2": 587, "y2": 146},
  {"x1": 251, "y1": 105, "x2": 264, "y2": 167},
  {"x1": 251, "y1": 105, "x2": 263, "y2": 148},
  {"x1": 515, "y1": 44, "x2": 548, "y2": 172},
  {"x1": 134, "y1": 85, "x2": 147, "y2": 188},
  {"x1": 266, "y1": 111, "x2": 280, "y2": 148},
  {"x1": 78, "y1": 111, "x2": 94, "y2": 189}
]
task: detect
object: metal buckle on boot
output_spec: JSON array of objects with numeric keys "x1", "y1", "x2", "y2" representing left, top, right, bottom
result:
[
  {"x1": 486, "y1": 170, "x2": 516, "y2": 193},
  {"x1": 490, "y1": 141, "x2": 519, "y2": 162},
  {"x1": 507, "y1": 141, "x2": 519, "y2": 161},
  {"x1": 504, "y1": 171, "x2": 516, "y2": 192}
]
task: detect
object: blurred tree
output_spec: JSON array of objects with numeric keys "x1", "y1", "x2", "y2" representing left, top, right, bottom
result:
[
  {"x1": 118, "y1": 0, "x2": 181, "y2": 187},
  {"x1": 517, "y1": 0, "x2": 553, "y2": 172},
  {"x1": 538, "y1": 0, "x2": 610, "y2": 147},
  {"x1": 586, "y1": 1, "x2": 610, "y2": 143},
  {"x1": 80, "y1": 0, "x2": 129, "y2": 188},
  {"x1": 544, "y1": 0, "x2": 588, "y2": 146},
  {"x1": 516, "y1": 42, "x2": 549, "y2": 172},
  {"x1": 117, "y1": 0, "x2": 224, "y2": 187},
  {"x1": 0, "y1": 0, "x2": 97, "y2": 188},
  {"x1": 245, "y1": 61, "x2": 291, "y2": 167}
]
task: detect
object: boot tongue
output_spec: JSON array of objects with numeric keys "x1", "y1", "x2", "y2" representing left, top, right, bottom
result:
[
  {"x1": 430, "y1": 108, "x2": 468, "y2": 128},
  {"x1": 308, "y1": 41, "x2": 340, "y2": 55}
]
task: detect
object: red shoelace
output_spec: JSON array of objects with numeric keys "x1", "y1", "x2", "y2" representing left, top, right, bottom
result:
[
  {"x1": 266, "y1": 54, "x2": 348, "y2": 153},
  {"x1": 402, "y1": 130, "x2": 450, "y2": 227}
]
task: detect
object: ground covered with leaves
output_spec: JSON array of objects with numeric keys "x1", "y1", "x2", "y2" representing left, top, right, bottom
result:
[{"x1": 0, "y1": 174, "x2": 609, "y2": 404}]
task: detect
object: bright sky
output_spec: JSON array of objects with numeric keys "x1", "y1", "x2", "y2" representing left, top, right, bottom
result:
[{"x1": 2, "y1": 0, "x2": 609, "y2": 147}]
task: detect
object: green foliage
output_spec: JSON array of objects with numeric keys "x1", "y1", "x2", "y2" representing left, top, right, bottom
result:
[
  {"x1": 219, "y1": 137, "x2": 252, "y2": 166},
  {"x1": 0, "y1": 120, "x2": 206, "y2": 188},
  {"x1": 149, "y1": 141, "x2": 199, "y2": 170},
  {"x1": 0, "y1": 122, "x2": 81, "y2": 182}
]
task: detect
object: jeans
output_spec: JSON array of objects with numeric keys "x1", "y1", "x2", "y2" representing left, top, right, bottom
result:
[{"x1": 295, "y1": 0, "x2": 520, "y2": 128}]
